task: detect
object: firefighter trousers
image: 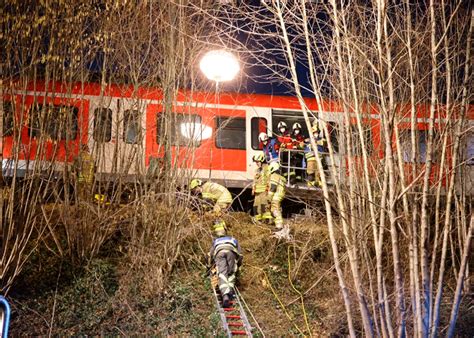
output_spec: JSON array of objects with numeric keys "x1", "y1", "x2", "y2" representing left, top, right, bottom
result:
[
  {"x1": 215, "y1": 250, "x2": 238, "y2": 296},
  {"x1": 269, "y1": 192, "x2": 285, "y2": 229},
  {"x1": 253, "y1": 192, "x2": 270, "y2": 221}
]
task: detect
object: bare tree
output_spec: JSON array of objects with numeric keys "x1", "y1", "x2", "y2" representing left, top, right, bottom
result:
[{"x1": 198, "y1": 1, "x2": 473, "y2": 336}]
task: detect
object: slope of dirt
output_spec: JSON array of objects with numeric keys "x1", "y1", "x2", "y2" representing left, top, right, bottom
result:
[{"x1": 8, "y1": 208, "x2": 345, "y2": 336}]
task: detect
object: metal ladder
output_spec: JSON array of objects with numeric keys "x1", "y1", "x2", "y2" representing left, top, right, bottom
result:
[{"x1": 212, "y1": 286, "x2": 253, "y2": 337}]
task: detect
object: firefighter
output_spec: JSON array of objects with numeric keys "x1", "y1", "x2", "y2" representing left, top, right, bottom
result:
[
  {"x1": 251, "y1": 152, "x2": 272, "y2": 223},
  {"x1": 209, "y1": 221, "x2": 243, "y2": 308},
  {"x1": 276, "y1": 121, "x2": 292, "y2": 147},
  {"x1": 73, "y1": 144, "x2": 95, "y2": 201},
  {"x1": 190, "y1": 179, "x2": 233, "y2": 215},
  {"x1": 304, "y1": 124, "x2": 327, "y2": 187},
  {"x1": 276, "y1": 121, "x2": 293, "y2": 182},
  {"x1": 291, "y1": 122, "x2": 305, "y2": 183},
  {"x1": 267, "y1": 162, "x2": 286, "y2": 230},
  {"x1": 259, "y1": 132, "x2": 280, "y2": 163}
]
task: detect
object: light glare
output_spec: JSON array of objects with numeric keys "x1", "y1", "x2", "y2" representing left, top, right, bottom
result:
[
  {"x1": 200, "y1": 50, "x2": 240, "y2": 83},
  {"x1": 180, "y1": 122, "x2": 213, "y2": 141}
]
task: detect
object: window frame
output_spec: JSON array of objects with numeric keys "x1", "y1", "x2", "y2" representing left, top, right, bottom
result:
[
  {"x1": 215, "y1": 116, "x2": 246, "y2": 150},
  {"x1": 349, "y1": 124, "x2": 373, "y2": 156},
  {"x1": 29, "y1": 102, "x2": 78, "y2": 141},
  {"x1": 157, "y1": 112, "x2": 203, "y2": 147},
  {"x1": 466, "y1": 131, "x2": 474, "y2": 165},
  {"x1": 93, "y1": 107, "x2": 113, "y2": 143},
  {"x1": 2, "y1": 101, "x2": 14, "y2": 137},
  {"x1": 327, "y1": 121, "x2": 340, "y2": 154},
  {"x1": 123, "y1": 109, "x2": 141, "y2": 144},
  {"x1": 271, "y1": 109, "x2": 309, "y2": 140},
  {"x1": 251, "y1": 117, "x2": 267, "y2": 150},
  {"x1": 400, "y1": 129, "x2": 440, "y2": 163}
]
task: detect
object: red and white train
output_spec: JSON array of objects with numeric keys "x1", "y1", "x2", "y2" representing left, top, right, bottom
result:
[{"x1": 1, "y1": 80, "x2": 473, "y2": 194}]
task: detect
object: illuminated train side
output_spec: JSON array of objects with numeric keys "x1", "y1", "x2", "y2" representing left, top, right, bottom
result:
[{"x1": 1, "y1": 81, "x2": 473, "y2": 195}]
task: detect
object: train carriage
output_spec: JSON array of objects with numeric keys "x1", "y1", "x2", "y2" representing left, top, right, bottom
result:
[{"x1": 1, "y1": 80, "x2": 473, "y2": 196}]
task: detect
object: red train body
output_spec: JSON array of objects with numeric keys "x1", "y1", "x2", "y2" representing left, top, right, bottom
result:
[{"x1": 1, "y1": 80, "x2": 473, "y2": 194}]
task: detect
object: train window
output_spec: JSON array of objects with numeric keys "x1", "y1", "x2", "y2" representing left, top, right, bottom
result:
[
  {"x1": 123, "y1": 109, "x2": 141, "y2": 144},
  {"x1": 327, "y1": 121, "x2": 339, "y2": 153},
  {"x1": 158, "y1": 113, "x2": 203, "y2": 147},
  {"x1": 350, "y1": 124, "x2": 373, "y2": 156},
  {"x1": 466, "y1": 132, "x2": 474, "y2": 165},
  {"x1": 401, "y1": 130, "x2": 440, "y2": 163},
  {"x1": 272, "y1": 110, "x2": 309, "y2": 140},
  {"x1": 29, "y1": 103, "x2": 78, "y2": 140},
  {"x1": 251, "y1": 117, "x2": 267, "y2": 150},
  {"x1": 2, "y1": 101, "x2": 14, "y2": 136},
  {"x1": 93, "y1": 108, "x2": 112, "y2": 142},
  {"x1": 216, "y1": 116, "x2": 246, "y2": 150}
]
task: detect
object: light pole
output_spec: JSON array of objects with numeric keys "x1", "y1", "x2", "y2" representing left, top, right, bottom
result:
[
  {"x1": 199, "y1": 49, "x2": 240, "y2": 94},
  {"x1": 199, "y1": 49, "x2": 240, "y2": 179}
]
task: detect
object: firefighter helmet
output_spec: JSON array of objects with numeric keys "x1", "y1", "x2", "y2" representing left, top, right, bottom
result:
[
  {"x1": 292, "y1": 122, "x2": 302, "y2": 131},
  {"x1": 311, "y1": 124, "x2": 320, "y2": 133},
  {"x1": 269, "y1": 162, "x2": 280, "y2": 174},
  {"x1": 213, "y1": 220, "x2": 227, "y2": 237},
  {"x1": 190, "y1": 178, "x2": 203, "y2": 190},
  {"x1": 277, "y1": 121, "x2": 287, "y2": 130},
  {"x1": 258, "y1": 132, "x2": 269, "y2": 143},
  {"x1": 252, "y1": 152, "x2": 265, "y2": 163}
]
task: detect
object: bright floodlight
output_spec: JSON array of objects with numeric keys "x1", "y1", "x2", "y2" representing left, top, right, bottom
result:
[{"x1": 200, "y1": 50, "x2": 240, "y2": 83}]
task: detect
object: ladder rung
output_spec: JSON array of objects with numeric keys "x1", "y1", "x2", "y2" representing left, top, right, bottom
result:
[
  {"x1": 224, "y1": 307, "x2": 237, "y2": 311},
  {"x1": 228, "y1": 322, "x2": 244, "y2": 327},
  {"x1": 231, "y1": 330, "x2": 248, "y2": 335},
  {"x1": 226, "y1": 315, "x2": 241, "y2": 319}
]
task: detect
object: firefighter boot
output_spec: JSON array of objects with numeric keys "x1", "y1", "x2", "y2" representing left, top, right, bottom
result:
[{"x1": 222, "y1": 293, "x2": 231, "y2": 308}]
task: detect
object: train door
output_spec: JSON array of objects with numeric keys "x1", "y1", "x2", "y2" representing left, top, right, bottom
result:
[
  {"x1": 116, "y1": 98, "x2": 146, "y2": 179},
  {"x1": 463, "y1": 121, "x2": 474, "y2": 195},
  {"x1": 246, "y1": 107, "x2": 270, "y2": 181},
  {"x1": 89, "y1": 96, "x2": 117, "y2": 180},
  {"x1": 270, "y1": 109, "x2": 345, "y2": 185},
  {"x1": 318, "y1": 111, "x2": 345, "y2": 184}
]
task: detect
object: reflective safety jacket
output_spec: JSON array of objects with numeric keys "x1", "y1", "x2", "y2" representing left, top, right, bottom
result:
[
  {"x1": 263, "y1": 138, "x2": 280, "y2": 163},
  {"x1": 202, "y1": 181, "x2": 232, "y2": 204},
  {"x1": 268, "y1": 172, "x2": 286, "y2": 198},
  {"x1": 74, "y1": 151, "x2": 95, "y2": 183},
  {"x1": 209, "y1": 236, "x2": 243, "y2": 268},
  {"x1": 304, "y1": 135, "x2": 327, "y2": 160},
  {"x1": 277, "y1": 131, "x2": 293, "y2": 149},
  {"x1": 210, "y1": 236, "x2": 243, "y2": 265},
  {"x1": 291, "y1": 133, "x2": 305, "y2": 149},
  {"x1": 253, "y1": 164, "x2": 270, "y2": 194}
]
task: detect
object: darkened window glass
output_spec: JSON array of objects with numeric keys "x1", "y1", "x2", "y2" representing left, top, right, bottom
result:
[
  {"x1": 93, "y1": 108, "x2": 112, "y2": 142},
  {"x1": 3, "y1": 101, "x2": 14, "y2": 136},
  {"x1": 401, "y1": 130, "x2": 440, "y2": 163},
  {"x1": 123, "y1": 109, "x2": 141, "y2": 144},
  {"x1": 350, "y1": 124, "x2": 373, "y2": 156},
  {"x1": 157, "y1": 113, "x2": 202, "y2": 147},
  {"x1": 251, "y1": 117, "x2": 267, "y2": 150},
  {"x1": 466, "y1": 132, "x2": 474, "y2": 165},
  {"x1": 216, "y1": 116, "x2": 246, "y2": 150},
  {"x1": 271, "y1": 110, "x2": 309, "y2": 141},
  {"x1": 29, "y1": 103, "x2": 78, "y2": 140},
  {"x1": 327, "y1": 121, "x2": 339, "y2": 153}
]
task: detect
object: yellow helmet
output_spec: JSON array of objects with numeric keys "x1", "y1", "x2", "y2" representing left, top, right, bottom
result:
[
  {"x1": 252, "y1": 152, "x2": 265, "y2": 163},
  {"x1": 213, "y1": 220, "x2": 227, "y2": 237},
  {"x1": 190, "y1": 178, "x2": 202, "y2": 190},
  {"x1": 311, "y1": 124, "x2": 320, "y2": 133},
  {"x1": 269, "y1": 162, "x2": 280, "y2": 174}
]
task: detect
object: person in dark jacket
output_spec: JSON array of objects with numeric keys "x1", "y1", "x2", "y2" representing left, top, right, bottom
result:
[
  {"x1": 259, "y1": 132, "x2": 280, "y2": 164},
  {"x1": 209, "y1": 221, "x2": 243, "y2": 308}
]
